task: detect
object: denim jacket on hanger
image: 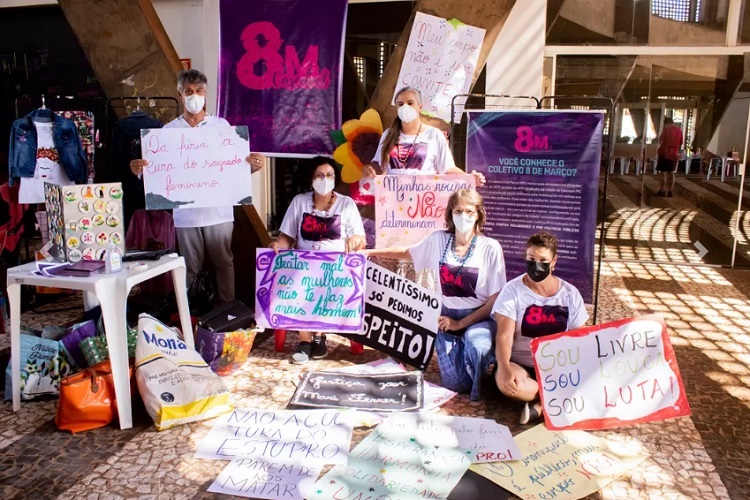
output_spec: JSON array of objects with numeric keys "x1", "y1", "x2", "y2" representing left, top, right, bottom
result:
[{"x1": 8, "y1": 108, "x2": 87, "y2": 186}]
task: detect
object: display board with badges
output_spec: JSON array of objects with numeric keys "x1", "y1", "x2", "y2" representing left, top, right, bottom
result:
[{"x1": 44, "y1": 182, "x2": 125, "y2": 263}]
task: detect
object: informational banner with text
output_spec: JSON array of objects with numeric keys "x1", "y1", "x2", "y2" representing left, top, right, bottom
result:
[{"x1": 466, "y1": 110, "x2": 603, "y2": 302}]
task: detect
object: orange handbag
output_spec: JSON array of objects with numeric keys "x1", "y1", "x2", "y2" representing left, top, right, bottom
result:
[
  {"x1": 89, "y1": 359, "x2": 135, "y2": 420},
  {"x1": 55, "y1": 368, "x2": 114, "y2": 433}
]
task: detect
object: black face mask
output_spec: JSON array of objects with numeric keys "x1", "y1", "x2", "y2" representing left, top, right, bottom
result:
[{"x1": 526, "y1": 260, "x2": 551, "y2": 282}]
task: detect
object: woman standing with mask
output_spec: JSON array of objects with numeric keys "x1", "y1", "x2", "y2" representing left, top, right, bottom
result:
[
  {"x1": 362, "y1": 86, "x2": 484, "y2": 184},
  {"x1": 492, "y1": 231, "x2": 588, "y2": 424},
  {"x1": 271, "y1": 156, "x2": 366, "y2": 364},
  {"x1": 364, "y1": 189, "x2": 505, "y2": 400}
]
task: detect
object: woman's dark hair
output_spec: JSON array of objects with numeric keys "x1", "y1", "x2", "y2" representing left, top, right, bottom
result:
[
  {"x1": 305, "y1": 156, "x2": 341, "y2": 188},
  {"x1": 526, "y1": 230, "x2": 558, "y2": 257},
  {"x1": 444, "y1": 189, "x2": 486, "y2": 234}
]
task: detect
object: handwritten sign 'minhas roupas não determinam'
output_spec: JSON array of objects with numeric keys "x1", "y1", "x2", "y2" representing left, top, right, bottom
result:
[
  {"x1": 531, "y1": 314, "x2": 690, "y2": 430},
  {"x1": 141, "y1": 126, "x2": 252, "y2": 209}
]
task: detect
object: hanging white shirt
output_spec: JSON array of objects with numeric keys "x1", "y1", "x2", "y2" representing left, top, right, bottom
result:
[{"x1": 19, "y1": 122, "x2": 72, "y2": 204}]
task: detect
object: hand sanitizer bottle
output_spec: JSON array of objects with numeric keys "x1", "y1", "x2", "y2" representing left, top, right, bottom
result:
[{"x1": 104, "y1": 242, "x2": 122, "y2": 274}]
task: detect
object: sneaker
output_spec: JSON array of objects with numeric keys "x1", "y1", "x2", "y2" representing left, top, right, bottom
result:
[
  {"x1": 519, "y1": 402, "x2": 542, "y2": 425},
  {"x1": 666, "y1": 191, "x2": 674, "y2": 197},
  {"x1": 292, "y1": 341, "x2": 312, "y2": 364},
  {"x1": 311, "y1": 334, "x2": 328, "y2": 359},
  {"x1": 656, "y1": 190, "x2": 666, "y2": 197}
]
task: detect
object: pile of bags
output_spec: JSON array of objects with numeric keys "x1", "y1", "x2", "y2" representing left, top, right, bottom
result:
[{"x1": 5, "y1": 300, "x2": 259, "y2": 433}]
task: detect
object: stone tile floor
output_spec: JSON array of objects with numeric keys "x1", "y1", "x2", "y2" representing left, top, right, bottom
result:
[{"x1": 0, "y1": 260, "x2": 748, "y2": 499}]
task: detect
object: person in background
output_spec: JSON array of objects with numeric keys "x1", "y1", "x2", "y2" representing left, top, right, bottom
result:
[
  {"x1": 493, "y1": 231, "x2": 588, "y2": 424},
  {"x1": 130, "y1": 69, "x2": 265, "y2": 304},
  {"x1": 364, "y1": 189, "x2": 505, "y2": 400},
  {"x1": 270, "y1": 156, "x2": 366, "y2": 364},
  {"x1": 656, "y1": 116, "x2": 683, "y2": 197},
  {"x1": 361, "y1": 86, "x2": 485, "y2": 186}
]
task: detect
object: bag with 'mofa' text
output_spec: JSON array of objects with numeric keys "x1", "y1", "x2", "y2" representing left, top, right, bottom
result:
[{"x1": 135, "y1": 314, "x2": 231, "y2": 430}]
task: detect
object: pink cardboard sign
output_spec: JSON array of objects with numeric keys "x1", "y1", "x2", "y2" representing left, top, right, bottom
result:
[
  {"x1": 530, "y1": 314, "x2": 691, "y2": 430},
  {"x1": 374, "y1": 174, "x2": 475, "y2": 248}
]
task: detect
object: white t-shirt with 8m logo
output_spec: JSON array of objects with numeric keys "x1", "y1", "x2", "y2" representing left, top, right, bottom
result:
[{"x1": 492, "y1": 274, "x2": 588, "y2": 368}]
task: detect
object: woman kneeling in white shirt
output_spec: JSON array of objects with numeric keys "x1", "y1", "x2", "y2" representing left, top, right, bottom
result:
[
  {"x1": 366, "y1": 189, "x2": 506, "y2": 400},
  {"x1": 492, "y1": 231, "x2": 588, "y2": 424}
]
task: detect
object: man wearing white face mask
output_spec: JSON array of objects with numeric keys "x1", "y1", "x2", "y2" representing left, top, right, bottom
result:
[
  {"x1": 364, "y1": 189, "x2": 506, "y2": 400},
  {"x1": 271, "y1": 156, "x2": 366, "y2": 363},
  {"x1": 130, "y1": 69, "x2": 266, "y2": 304}
]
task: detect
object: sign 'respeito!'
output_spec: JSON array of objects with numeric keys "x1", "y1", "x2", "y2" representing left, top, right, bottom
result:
[
  {"x1": 531, "y1": 314, "x2": 690, "y2": 430},
  {"x1": 346, "y1": 262, "x2": 440, "y2": 370}
]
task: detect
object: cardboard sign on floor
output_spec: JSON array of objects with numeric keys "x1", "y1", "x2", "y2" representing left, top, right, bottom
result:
[
  {"x1": 470, "y1": 424, "x2": 648, "y2": 499},
  {"x1": 208, "y1": 458, "x2": 320, "y2": 499},
  {"x1": 311, "y1": 414, "x2": 473, "y2": 499},
  {"x1": 531, "y1": 314, "x2": 690, "y2": 430},
  {"x1": 194, "y1": 408, "x2": 353, "y2": 464},
  {"x1": 291, "y1": 371, "x2": 424, "y2": 411}
]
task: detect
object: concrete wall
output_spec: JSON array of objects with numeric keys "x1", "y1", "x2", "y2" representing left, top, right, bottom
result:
[
  {"x1": 558, "y1": 0, "x2": 615, "y2": 38},
  {"x1": 708, "y1": 91, "x2": 750, "y2": 156}
]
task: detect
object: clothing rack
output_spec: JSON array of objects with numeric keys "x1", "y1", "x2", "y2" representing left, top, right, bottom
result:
[{"x1": 107, "y1": 96, "x2": 180, "y2": 124}]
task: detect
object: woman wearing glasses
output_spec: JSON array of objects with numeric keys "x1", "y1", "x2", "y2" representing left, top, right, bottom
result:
[
  {"x1": 364, "y1": 189, "x2": 506, "y2": 400},
  {"x1": 270, "y1": 156, "x2": 366, "y2": 364}
]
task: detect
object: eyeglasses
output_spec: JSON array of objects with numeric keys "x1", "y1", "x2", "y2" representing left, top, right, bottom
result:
[
  {"x1": 452, "y1": 208, "x2": 477, "y2": 216},
  {"x1": 313, "y1": 173, "x2": 336, "y2": 180}
]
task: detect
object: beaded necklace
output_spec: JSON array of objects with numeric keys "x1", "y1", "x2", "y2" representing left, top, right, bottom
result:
[{"x1": 440, "y1": 233, "x2": 478, "y2": 276}]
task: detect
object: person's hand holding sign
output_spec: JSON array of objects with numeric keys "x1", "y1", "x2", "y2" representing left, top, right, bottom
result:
[
  {"x1": 130, "y1": 159, "x2": 148, "y2": 177},
  {"x1": 346, "y1": 235, "x2": 366, "y2": 253},
  {"x1": 247, "y1": 152, "x2": 266, "y2": 173}
]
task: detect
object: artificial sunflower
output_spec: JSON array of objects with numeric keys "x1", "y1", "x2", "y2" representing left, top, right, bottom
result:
[{"x1": 332, "y1": 109, "x2": 383, "y2": 183}]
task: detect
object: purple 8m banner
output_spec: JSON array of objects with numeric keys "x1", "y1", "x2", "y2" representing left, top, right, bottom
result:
[
  {"x1": 255, "y1": 249, "x2": 366, "y2": 332},
  {"x1": 466, "y1": 111, "x2": 603, "y2": 303},
  {"x1": 218, "y1": 0, "x2": 347, "y2": 156}
]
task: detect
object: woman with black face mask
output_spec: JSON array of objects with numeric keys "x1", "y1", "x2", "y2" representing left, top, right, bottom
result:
[{"x1": 491, "y1": 231, "x2": 588, "y2": 425}]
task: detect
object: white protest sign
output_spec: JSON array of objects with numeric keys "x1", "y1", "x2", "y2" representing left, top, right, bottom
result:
[
  {"x1": 208, "y1": 458, "x2": 320, "y2": 500},
  {"x1": 377, "y1": 413, "x2": 521, "y2": 463},
  {"x1": 394, "y1": 12, "x2": 486, "y2": 123},
  {"x1": 141, "y1": 126, "x2": 251, "y2": 209},
  {"x1": 531, "y1": 314, "x2": 691, "y2": 430},
  {"x1": 194, "y1": 408, "x2": 353, "y2": 465}
]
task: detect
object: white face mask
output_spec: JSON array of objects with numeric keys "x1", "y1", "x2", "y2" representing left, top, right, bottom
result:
[
  {"x1": 312, "y1": 177, "x2": 335, "y2": 196},
  {"x1": 184, "y1": 94, "x2": 205, "y2": 114},
  {"x1": 397, "y1": 104, "x2": 419, "y2": 123},
  {"x1": 452, "y1": 213, "x2": 476, "y2": 235}
]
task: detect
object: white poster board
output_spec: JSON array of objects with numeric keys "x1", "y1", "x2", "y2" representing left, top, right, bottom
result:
[
  {"x1": 141, "y1": 126, "x2": 251, "y2": 209},
  {"x1": 194, "y1": 408, "x2": 353, "y2": 465},
  {"x1": 208, "y1": 458, "x2": 320, "y2": 499},
  {"x1": 394, "y1": 12, "x2": 486, "y2": 123}
]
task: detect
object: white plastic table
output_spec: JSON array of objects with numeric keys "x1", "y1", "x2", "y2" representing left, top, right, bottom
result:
[{"x1": 7, "y1": 254, "x2": 193, "y2": 429}]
